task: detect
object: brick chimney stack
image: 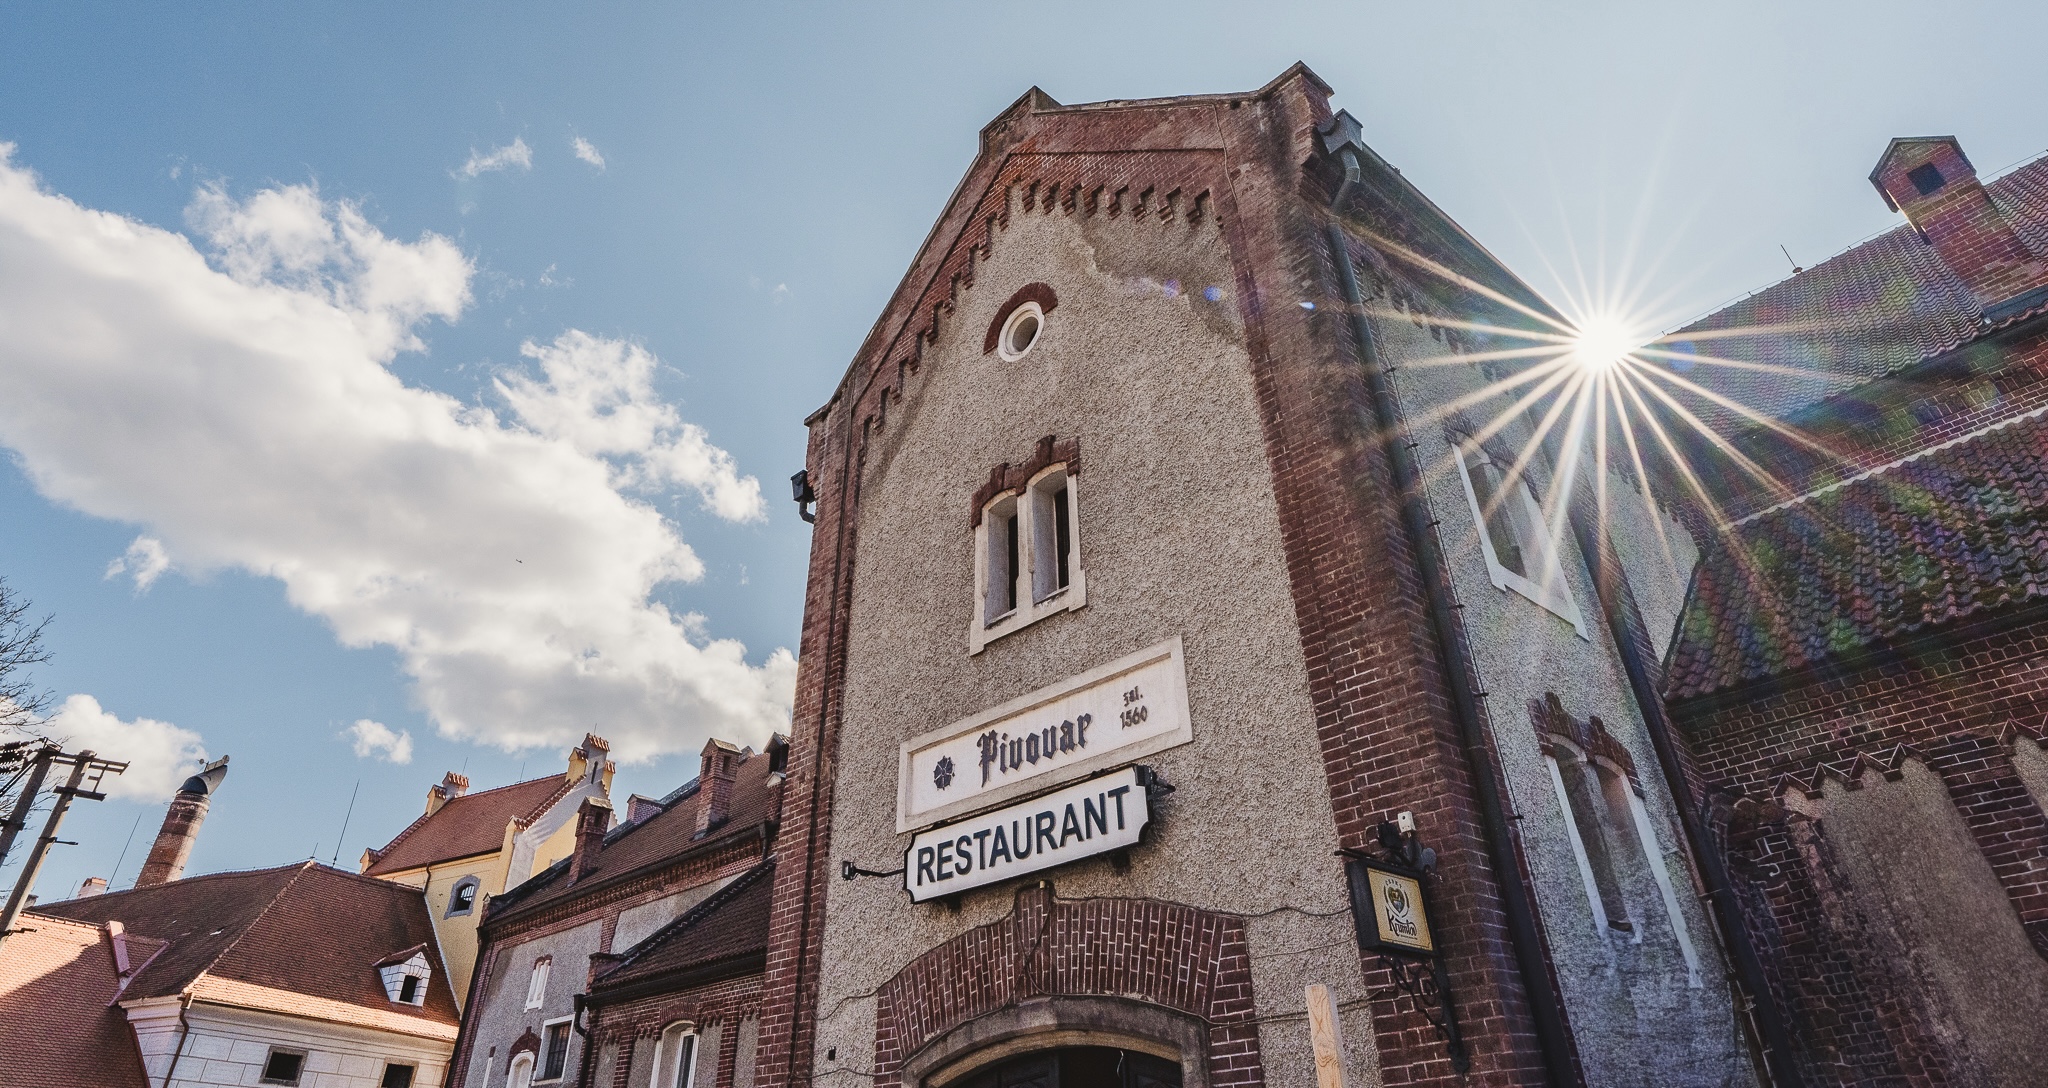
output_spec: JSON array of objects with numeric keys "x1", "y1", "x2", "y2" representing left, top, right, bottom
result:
[
  {"x1": 424, "y1": 771, "x2": 470, "y2": 817},
  {"x1": 76, "y1": 876, "x2": 107, "y2": 898},
  {"x1": 694, "y1": 738, "x2": 742, "y2": 838},
  {"x1": 1871, "y1": 136, "x2": 2048, "y2": 317},
  {"x1": 567, "y1": 797, "x2": 612, "y2": 884},
  {"x1": 135, "y1": 755, "x2": 229, "y2": 888}
]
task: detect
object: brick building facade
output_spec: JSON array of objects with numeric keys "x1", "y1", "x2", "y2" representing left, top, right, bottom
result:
[
  {"x1": 446, "y1": 737, "x2": 785, "y2": 1088},
  {"x1": 752, "y1": 66, "x2": 1758, "y2": 1088},
  {"x1": 1653, "y1": 136, "x2": 2048, "y2": 1086}
]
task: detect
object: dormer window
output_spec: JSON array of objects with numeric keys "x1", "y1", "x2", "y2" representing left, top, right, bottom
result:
[
  {"x1": 376, "y1": 947, "x2": 432, "y2": 1007},
  {"x1": 445, "y1": 876, "x2": 480, "y2": 917},
  {"x1": 1452, "y1": 438, "x2": 1587, "y2": 638},
  {"x1": 969, "y1": 439, "x2": 1086, "y2": 653}
]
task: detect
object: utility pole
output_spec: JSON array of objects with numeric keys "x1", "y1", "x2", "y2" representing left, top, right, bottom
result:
[
  {"x1": 0, "y1": 742, "x2": 55, "y2": 870},
  {"x1": 0, "y1": 748, "x2": 126, "y2": 950}
]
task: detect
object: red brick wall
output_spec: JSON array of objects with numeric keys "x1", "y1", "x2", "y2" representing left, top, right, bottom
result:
[
  {"x1": 1672, "y1": 606, "x2": 2048, "y2": 1083},
  {"x1": 871, "y1": 884, "x2": 1260, "y2": 1088},
  {"x1": 586, "y1": 974, "x2": 764, "y2": 1088}
]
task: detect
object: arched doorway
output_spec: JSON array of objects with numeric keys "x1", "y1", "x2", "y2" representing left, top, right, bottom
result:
[{"x1": 950, "y1": 1048, "x2": 1181, "y2": 1088}]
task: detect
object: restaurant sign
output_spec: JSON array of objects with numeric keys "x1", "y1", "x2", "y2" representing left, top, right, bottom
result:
[
  {"x1": 897, "y1": 637, "x2": 1190, "y2": 832},
  {"x1": 904, "y1": 766, "x2": 1149, "y2": 903}
]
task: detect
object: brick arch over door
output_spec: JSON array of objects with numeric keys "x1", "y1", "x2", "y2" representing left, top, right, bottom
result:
[{"x1": 873, "y1": 883, "x2": 1263, "y2": 1088}]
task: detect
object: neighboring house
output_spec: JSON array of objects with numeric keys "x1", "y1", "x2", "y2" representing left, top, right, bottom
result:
[
  {"x1": 447, "y1": 736, "x2": 784, "y2": 1088},
  {"x1": 0, "y1": 911, "x2": 165, "y2": 1088},
  {"x1": 581, "y1": 860, "x2": 776, "y2": 1088},
  {"x1": 24, "y1": 860, "x2": 460, "y2": 1088},
  {"x1": 362, "y1": 734, "x2": 614, "y2": 1004},
  {"x1": 1650, "y1": 136, "x2": 2048, "y2": 1085}
]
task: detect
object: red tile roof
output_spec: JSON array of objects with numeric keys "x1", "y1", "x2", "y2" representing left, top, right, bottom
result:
[
  {"x1": 32, "y1": 861, "x2": 460, "y2": 1033},
  {"x1": 0, "y1": 913, "x2": 162, "y2": 1088},
  {"x1": 1664, "y1": 410, "x2": 2048, "y2": 702},
  {"x1": 589, "y1": 860, "x2": 774, "y2": 993},
  {"x1": 485, "y1": 741, "x2": 783, "y2": 926},
  {"x1": 1667, "y1": 153, "x2": 2048, "y2": 424},
  {"x1": 364, "y1": 774, "x2": 574, "y2": 876}
]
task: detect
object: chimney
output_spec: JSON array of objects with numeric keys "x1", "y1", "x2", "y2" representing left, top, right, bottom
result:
[
  {"x1": 76, "y1": 876, "x2": 107, "y2": 898},
  {"x1": 425, "y1": 771, "x2": 470, "y2": 817},
  {"x1": 695, "y1": 739, "x2": 742, "y2": 838},
  {"x1": 1871, "y1": 136, "x2": 2048, "y2": 318},
  {"x1": 566, "y1": 733, "x2": 614, "y2": 790},
  {"x1": 135, "y1": 756, "x2": 229, "y2": 888},
  {"x1": 567, "y1": 797, "x2": 612, "y2": 884}
]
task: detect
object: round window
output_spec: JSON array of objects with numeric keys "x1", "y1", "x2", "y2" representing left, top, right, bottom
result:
[{"x1": 997, "y1": 302, "x2": 1044, "y2": 361}]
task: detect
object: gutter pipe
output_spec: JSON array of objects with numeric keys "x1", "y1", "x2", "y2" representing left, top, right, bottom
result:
[
  {"x1": 1562, "y1": 500, "x2": 1805, "y2": 1087},
  {"x1": 1323, "y1": 142, "x2": 1581, "y2": 1088}
]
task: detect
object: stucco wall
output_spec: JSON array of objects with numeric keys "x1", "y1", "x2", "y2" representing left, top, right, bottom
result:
[
  {"x1": 1814, "y1": 761, "x2": 2048, "y2": 1086},
  {"x1": 1370, "y1": 291, "x2": 1753, "y2": 1088},
  {"x1": 128, "y1": 1002, "x2": 450, "y2": 1088},
  {"x1": 613, "y1": 875, "x2": 735, "y2": 952},
  {"x1": 1601, "y1": 467, "x2": 1699, "y2": 662},
  {"x1": 811, "y1": 194, "x2": 1378, "y2": 1088},
  {"x1": 461, "y1": 920, "x2": 602, "y2": 1088}
]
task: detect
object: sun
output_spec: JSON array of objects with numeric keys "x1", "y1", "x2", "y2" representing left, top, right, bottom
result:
[{"x1": 1568, "y1": 314, "x2": 1644, "y2": 373}]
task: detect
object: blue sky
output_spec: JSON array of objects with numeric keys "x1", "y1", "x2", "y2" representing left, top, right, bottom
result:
[{"x1": 1, "y1": 1, "x2": 2042, "y2": 899}]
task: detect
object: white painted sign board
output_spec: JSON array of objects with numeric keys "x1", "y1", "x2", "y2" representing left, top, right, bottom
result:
[
  {"x1": 897, "y1": 637, "x2": 1191, "y2": 832},
  {"x1": 904, "y1": 766, "x2": 1148, "y2": 903}
]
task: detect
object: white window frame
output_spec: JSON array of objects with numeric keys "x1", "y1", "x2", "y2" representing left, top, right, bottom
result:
[
  {"x1": 534, "y1": 1016, "x2": 574, "y2": 1084},
  {"x1": 523, "y1": 956, "x2": 550, "y2": 1010},
  {"x1": 1452, "y1": 440, "x2": 1588, "y2": 638},
  {"x1": 995, "y1": 301, "x2": 1046, "y2": 361},
  {"x1": 506, "y1": 1053, "x2": 535, "y2": 1088},
  {"x1": 651, "y1": 1023, "x2": 702, "y2": 1088},
  {"x1": 969, "y1": 464, "x2": 1085, "y2": 653}
]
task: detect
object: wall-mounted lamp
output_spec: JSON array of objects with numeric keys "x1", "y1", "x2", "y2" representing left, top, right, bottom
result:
[{"x1": 791, "y1": 469, "x2": 817, "y2": 524}]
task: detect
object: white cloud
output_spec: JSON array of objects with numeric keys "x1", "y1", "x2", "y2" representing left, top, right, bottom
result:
[
  {"x1": 457, "y1": 137, "x2": 533, "y2": 178},
  {"x1": 343, "y1": 719, "x2": 413, "y2": 764},
  {"x1": 104, "y1": 535, "x2": 171, "y2": 590},
  {"x1": 499, "y1": 332, "x2": 765, "y2": 522},
  {"x1": 40, "y1": 694, "x2": 207, "y2": 802},
  {"x1": 571, "y1": 137, "x2": 606, "y2": 170},
  {"x1": 0, "y1": 145, "x2": 794, "y2": 759}
]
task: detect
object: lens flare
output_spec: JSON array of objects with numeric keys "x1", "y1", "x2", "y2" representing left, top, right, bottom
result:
[{"x1": 1567, "y1": 315, "x2": 1644, "y2": 374}]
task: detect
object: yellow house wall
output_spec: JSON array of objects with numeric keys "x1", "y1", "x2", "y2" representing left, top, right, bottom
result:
[{"x1": 379, "y1": 846, "x2": 510, "y2": 1010}]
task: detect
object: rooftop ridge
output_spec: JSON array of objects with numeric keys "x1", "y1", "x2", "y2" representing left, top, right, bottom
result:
[
  {"x1": 596, "y1": 858, "x2": 776, "y2": 979},
  {"x1": 1726, "y1": 397, "x2": 2048, "y2": 527}
]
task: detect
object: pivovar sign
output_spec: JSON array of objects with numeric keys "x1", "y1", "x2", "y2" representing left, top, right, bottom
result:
[
  {"x1": 903, "y1": 766, "x2": 1149, "y2": 903},
  {"x1": 897, "y1": 638, "x2": 1190, "y2": 832}
]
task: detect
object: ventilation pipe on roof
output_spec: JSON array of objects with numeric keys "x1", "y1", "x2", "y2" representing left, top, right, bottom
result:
[{"x1": 1319, "y1": 111, "x2": 1580, "y2": 1087}]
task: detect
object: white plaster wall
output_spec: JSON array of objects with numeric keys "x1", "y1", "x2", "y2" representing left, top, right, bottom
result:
[
  {"x1": 1601, "y1": 467, "x2": 1699, "y2": 662},
  {"x1": 129, "y1": 1002, "x2": 449, "y2": 1088},
  {"x1": 813, "y1": 195, "x2": 1379, "y2": 1088},
  {"x1": 612, "y1": 874, "x2": 736, "y2": 952},
  {"x1": 461, "y1": 920, "x2": 601, "y2": 1088},
  {"x1": 1372, "y1": 292, "x2": 1753, "y2": 1088}
]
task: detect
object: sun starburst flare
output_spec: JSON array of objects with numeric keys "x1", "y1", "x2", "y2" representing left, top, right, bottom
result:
[{"x1": 1337, "y1": 219, "x2": 1856, "y2": 596}]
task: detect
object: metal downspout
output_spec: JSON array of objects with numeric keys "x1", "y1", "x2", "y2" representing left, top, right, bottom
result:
[
  {"x1": 1562, "y1": 502, "x2": 1805, "y2": 1087},
  {"x1": 159, "y1": 994, "x2": 195, "y2": 1088},
  {"x1": 1325, "y1": 147, "x2": 1581, "y2": 1087}
]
